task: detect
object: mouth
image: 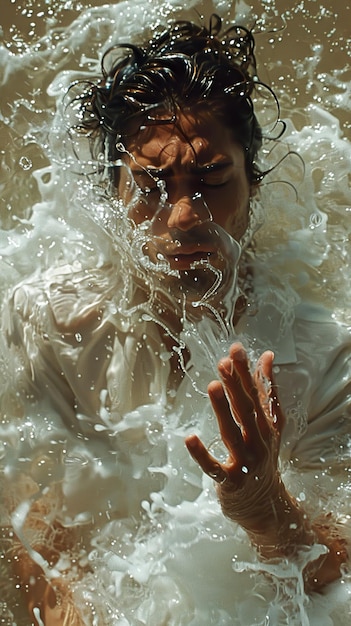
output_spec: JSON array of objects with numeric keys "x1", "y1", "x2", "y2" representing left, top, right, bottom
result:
[
  {"x1": 165, "y1": 251, "x2": 214, "y2": 270},
  {"x1": 160, "y1": 243, "x2": 217, "y2": 270}
]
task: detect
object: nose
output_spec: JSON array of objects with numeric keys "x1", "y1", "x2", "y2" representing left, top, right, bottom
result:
[{"x1": 166, "y1": 192, "x2": 212, "y2": 232}]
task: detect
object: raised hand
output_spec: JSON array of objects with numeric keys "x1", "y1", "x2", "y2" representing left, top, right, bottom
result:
[{"x1": 185, "y1": 343, "x2": 285, "y2": 533}]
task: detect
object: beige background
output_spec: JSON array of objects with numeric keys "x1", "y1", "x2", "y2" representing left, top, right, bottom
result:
[{"x1": 1, "y1": 0, "x2": 350, "y2": 136}]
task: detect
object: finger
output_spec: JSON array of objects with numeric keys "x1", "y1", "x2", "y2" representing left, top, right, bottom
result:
[
  {"x1": 207, "y1": 379, "x2": 244, "y2": 458},
  {"x1": 255, "y1": 350, "x2": 285, "y2": 436},
  {"x1": 228, "y1": 344, "x2": 260, "y2": 406},
  {"x1": 229, "y1": 347, "x2": 283, "y2": 446},
  {"x1": 218, "y1": 355, "x2": 256, "y2": 423},
  {"x1": 185, "y1": 434, "x2": 228, "y2": 484},
  {"x1": 219, "y1": 346, "x2": 265, "y2": 448},
  {"x1": 253, "y1": 350, "x2": 275, "y2": 438}
]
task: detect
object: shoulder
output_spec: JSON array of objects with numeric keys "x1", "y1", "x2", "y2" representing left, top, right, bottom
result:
[
  {"x1": 277, "y1": 302, "x2": 351, "y2": 466},
  {"x1": 7, "y1": 262, "x2": 118, "y2": 337},
  {"x1": 293, "y1": 302, "x2": 351, "y2": 363},
  {"x1": 278, "y1": 301, "x2": 351, "y2": 400}
]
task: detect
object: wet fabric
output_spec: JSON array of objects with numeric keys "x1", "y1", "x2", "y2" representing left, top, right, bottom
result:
[{"x1": 2, "y1": 261, "x2": 350, "y2": 526}]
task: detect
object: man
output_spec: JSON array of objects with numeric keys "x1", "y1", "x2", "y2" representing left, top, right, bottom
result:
[{"x1": 1, "y1": 15, "x2": 349, "y2": 625}]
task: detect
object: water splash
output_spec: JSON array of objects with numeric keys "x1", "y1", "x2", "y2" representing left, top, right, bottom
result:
[{"x1": 1, "y1": 1, "x2": 351, "y2": 625}]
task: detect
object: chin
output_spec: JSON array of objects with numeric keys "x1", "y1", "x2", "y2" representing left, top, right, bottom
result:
[
  {"x1": 165, "y1": 263, "x2": 235, "y2": 306},
  {"x1": 135, "y1": 247, "x2": 238, "y2": 311}
]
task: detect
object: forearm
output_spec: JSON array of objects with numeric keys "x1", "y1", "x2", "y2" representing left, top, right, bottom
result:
[
  {"x1": 219, "y1": 478, "x2": 347, "y2": 591},
  {"x1": 13, "y1": 555, "x2": 59, "y2": 625},
  {"x1": 12, "y1": 538, "x2": 87, "y2": 626},
  {"x1": 7, "y1": 488, "x2": 86, "y2": 625}
]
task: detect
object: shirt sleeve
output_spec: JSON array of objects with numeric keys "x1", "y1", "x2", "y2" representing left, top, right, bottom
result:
[{"x1": 1, "y1": 278, "x2": 77, "y2": 428}]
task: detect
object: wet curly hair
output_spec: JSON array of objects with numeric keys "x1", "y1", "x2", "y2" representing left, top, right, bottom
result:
[{"x1": 69, "y1": 14, "x2": 266, "y2": 184}]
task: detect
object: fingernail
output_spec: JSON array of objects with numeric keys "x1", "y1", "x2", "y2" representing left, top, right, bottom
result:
[
  {"x1": 185, "y1": 435, "x2": 197, "y2": 449},
  {"x1": 218, "y1": 356, "x2": 233, "y2": 376}
]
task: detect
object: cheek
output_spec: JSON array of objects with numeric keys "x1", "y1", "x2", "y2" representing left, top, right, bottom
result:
[
  {"x1": 127, "y1": 201, "x2": 169, "y2": 239},
  {"x1": 208, "y1": 182, "x2": 250, "y2": 238},
  {"x1": 225, "y1": 209, "x2": 249, "y2": 241}
]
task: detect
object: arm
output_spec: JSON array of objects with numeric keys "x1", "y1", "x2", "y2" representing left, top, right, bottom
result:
[
  {"x1": 8, "y1": 483, "x2": 87, "y2": 626},
  {"x1": 185, "y1": 343, "x2": 347, "y2": 591},
  {"x1": 1, "y1": 283, "x2": 89, "y2": 625}
]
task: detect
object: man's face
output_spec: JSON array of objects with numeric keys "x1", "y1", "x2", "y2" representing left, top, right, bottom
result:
[{"x1": 118, "y1": 111, "x2": 251, "y2": 300}]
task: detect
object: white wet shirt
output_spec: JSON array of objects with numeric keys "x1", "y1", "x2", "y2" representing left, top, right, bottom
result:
[{"x1": 1, "y1": 261, "x2": 351, "y2": 524}]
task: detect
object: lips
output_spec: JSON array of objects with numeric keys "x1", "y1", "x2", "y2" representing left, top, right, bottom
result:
[
  {"x1": 161, "y1": 244, "x2": 216, "y2": 270},
  {"x1": 140, "y1": 225, "x2": 226, "y2": 272}
]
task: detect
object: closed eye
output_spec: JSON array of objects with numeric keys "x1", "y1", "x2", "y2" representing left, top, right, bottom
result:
[{"x1": 200, "y1": 177, "x2": 232, "y2": 188}]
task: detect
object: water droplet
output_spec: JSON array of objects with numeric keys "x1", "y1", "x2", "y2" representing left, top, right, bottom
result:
[
  {"x1": 19, "y1": 156, "x2": 32, "y2": 170},
  {"x1": 94, "y1": 424, "x2": 107, "y2": 432},
  {"x1": 116, "y1": 142, "x2": 126, "y2": 153},
  {"x1": 141, "y1": 313, "x2": 152, "y2": 322},
  {"x1": 310, "y1": 212, "x2": 323, "y2": 228}
]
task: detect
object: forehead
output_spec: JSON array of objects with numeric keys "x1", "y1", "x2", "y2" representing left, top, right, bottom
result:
[{"x1": 125, "y1": 111, "x2": 244, "y2": 166}]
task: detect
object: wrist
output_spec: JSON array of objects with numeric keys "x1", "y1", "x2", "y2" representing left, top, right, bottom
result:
[
  {"x1": 219, "y1": 472, "x2": 294, "y2": 534},
  {"x1": 223, "y1": 478, "x2": 313, "y2": 557}
]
